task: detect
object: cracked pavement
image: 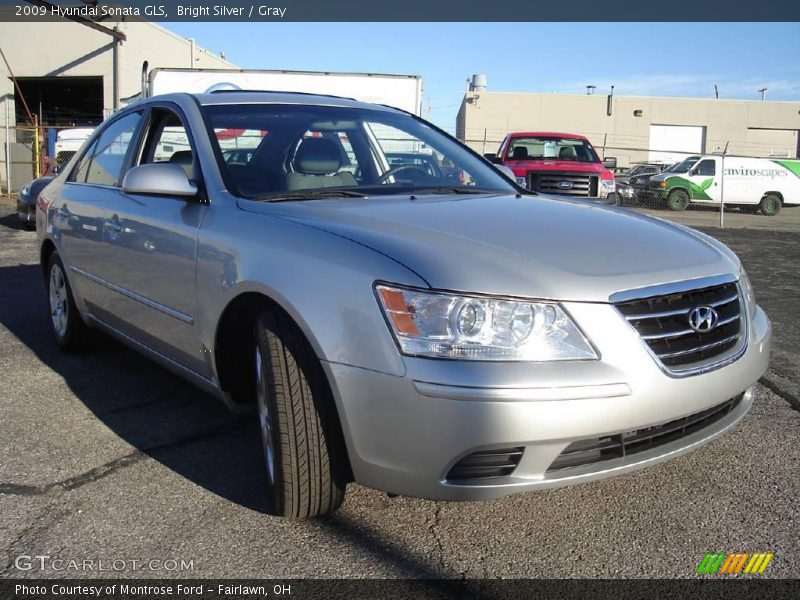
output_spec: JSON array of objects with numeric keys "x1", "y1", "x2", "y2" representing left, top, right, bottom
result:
[{"x1": 0, "y1": 200, "x2": 798, "y2": 579}]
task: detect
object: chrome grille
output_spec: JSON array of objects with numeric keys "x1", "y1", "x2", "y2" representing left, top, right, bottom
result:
[
  {"x1": 529, "y1": 172, "x2": 599, "y2": 197},
  {"x1": 547, "y1": 395, "x2": 742, "y2": 473},
  {"x1": 614, "y1": 281, "x2": 743, "y2": 371}
]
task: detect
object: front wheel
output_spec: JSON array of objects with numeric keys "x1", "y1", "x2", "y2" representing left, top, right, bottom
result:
[
  {"x1": 254, "y1": 310, "x2": 347, "y2": 518},
  {"x1": 759, "y1": 194, "x2": 782, "y2": 216},
  {"x1": 667, "y1": 189, "x2": 690, "y2": 211}
]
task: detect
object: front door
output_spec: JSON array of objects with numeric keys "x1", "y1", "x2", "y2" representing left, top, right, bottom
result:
[
  {"x1": 92, "y1": 106, "x2": 209, "y2": 376},
  {"x1": 685, "y1": 158, "x2": 720, "y2": 204}
]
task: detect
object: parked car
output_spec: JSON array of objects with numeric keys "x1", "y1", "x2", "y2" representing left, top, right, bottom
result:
[
  {"x1": 617, "y1": 163, "x2": 667, "y2": 186},
  {"x1": 486, "y1": 132, "x2": 617, "y2": 202},
  {"x1": 615, "y1": 181, "x2": 635, "y2": 205},
  {"x1": 38, "y1": 92, "x2": 770, "y2": 518},
  {"x1": 17, "y1": 175, "x2": 55, "y2": 229}
]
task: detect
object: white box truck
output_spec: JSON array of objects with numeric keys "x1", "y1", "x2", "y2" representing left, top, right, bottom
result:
[
  {"x1": 141, "y1": 67, "x2": 425, "y2": 162},
  {"x1": 648, "y1": 155, "x2": 800, "y2": 216},
  {"x1": 145, "y1": 67, "x2": 423, "y2": 115}
]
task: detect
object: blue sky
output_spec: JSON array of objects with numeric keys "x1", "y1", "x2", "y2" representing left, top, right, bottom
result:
[{"x1": 164, "y1": 22, "x2": 800, "y2": 131}]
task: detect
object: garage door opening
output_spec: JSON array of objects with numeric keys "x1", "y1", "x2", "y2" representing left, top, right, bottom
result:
[
  {"x1": 649, "y1": 124, "x2": 706, "y2": 164},
  {"x1": 13, "y1": 76, "x2": 103, "y2": 127}
]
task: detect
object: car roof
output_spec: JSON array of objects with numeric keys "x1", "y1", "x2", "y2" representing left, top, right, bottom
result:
[
  {"x1": 508, "y1": 132, "x2": 589, "y2": 140},
  {"x1": 177, "y1": 90, "x2": 402, "y2": 113}
]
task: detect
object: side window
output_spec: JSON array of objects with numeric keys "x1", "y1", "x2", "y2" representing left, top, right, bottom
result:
[
  {"x1": 70, "y1": 140, "x2": 98, "y2": 183},
  {"x1": 140, "y1": 109, "x2": 195, "y2": 180},
  {"x1": 83, "y1": 113, "x2": 143, "y2": 186},
  {"x1": 696, "y1": 159, "x2": 716, "y2": 176}
]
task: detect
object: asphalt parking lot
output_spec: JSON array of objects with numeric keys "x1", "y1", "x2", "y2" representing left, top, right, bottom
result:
[{"x1": 0, "y1": 198, "x2": 798, "y2": 580}]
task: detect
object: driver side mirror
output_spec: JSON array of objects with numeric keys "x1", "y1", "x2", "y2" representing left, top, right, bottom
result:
[
  {"x1": 484, "y1": 153, "x2": 501, "y2": 164},
  {"x1": 122, "y1": 163, "x2": 198, "y2": 197},
  {"x1": 603, "y1": 156, "x2": 617, "y2": 170}
]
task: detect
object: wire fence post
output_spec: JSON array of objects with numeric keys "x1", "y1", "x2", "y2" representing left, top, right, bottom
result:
[
  {"x1": 719, "y1": 141, "x2": 729, "y2": 229},
  {"x1": 4, "y1": 98, "x2": 10, "y2": 199}
]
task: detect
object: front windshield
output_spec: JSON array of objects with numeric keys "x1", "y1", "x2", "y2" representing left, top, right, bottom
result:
[
  {"x1": 506, "y1": 136, "x2": 599, "y2": 163},
  {"x1": 667, "y1": 156, "x2": 700, "y2": 173},
  {"x1": 203, "y1": 104, "x2": 515, "y2": 199}
]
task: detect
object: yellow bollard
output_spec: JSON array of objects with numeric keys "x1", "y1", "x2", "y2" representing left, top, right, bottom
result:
[{"x1": 33, "y1": 117, "x2": 40, "y2": 179}]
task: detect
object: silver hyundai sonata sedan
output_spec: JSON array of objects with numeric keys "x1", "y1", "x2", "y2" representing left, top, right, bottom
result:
[{"x1": 37, "y1": 92, "x2": 770, "y2": 518}]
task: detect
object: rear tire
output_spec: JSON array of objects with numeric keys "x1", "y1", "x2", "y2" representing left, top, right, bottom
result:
[
  {"x1": 254, "y1": 310, "x2": 347, "y2": 518},
  {"x1": 45, "y1": 251, "x2": 93, "y2": 351},
  {"x1": 759, "y1": 194, "x2": 782, "y2": 216},
  {"x1": 667, "y1": 189, "x2": 690, "y2": 211}
]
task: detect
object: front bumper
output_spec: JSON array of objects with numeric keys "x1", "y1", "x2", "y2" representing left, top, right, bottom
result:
[
  {"x1": 16, "y1": 196, "x2": 35, "y2": 225},
  {"x1": 324, "y1": 303, "x2": 770, "y2": 501}
]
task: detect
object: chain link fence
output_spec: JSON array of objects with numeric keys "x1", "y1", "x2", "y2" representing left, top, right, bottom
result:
[
  {"x1": 461, "y1": 129, "x2": 800, "y2": 231},
  {"x1": 1, "y1": 124, "x2": 86, "y2": 196}
]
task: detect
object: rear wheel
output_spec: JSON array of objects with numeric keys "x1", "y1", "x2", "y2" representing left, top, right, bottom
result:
[
  {"x1": 46, "y1": 252, "x2": 92, "y2": 350},
  {"x1": 667, "y1": 189, "x2": 690, "y2": 211},
  {"x1": 254, "y1": 310, "x2": 347, "y2": 518},
  {"x1": 759, "y1": 194, "x2": 782, "y2": 216}
]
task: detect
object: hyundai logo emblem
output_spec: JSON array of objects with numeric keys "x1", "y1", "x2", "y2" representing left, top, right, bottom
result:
[
  {"x1": 557, "y1": 181, "x2": 574, "y2": 190},
  {"x1": 688, "y1": 306, "x2": 719, "y2": 333}
]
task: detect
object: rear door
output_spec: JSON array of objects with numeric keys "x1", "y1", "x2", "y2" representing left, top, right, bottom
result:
[
  {"x1": 56, "y1": 111, "x2": 144, "y2": 312},
  {"x1": 91, "y1": 104, "x2": 209, "y2": 375}
]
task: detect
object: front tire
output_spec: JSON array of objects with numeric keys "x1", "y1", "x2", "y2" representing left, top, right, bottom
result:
[
  {"x1": 46, "y1": 252, "x2": 92, "y2": 351},
  {"x1": 759, "y1": 194, "x2": 782, "y2": 216},
  {"x1": 667, "y1": 189, "x2": 690, "y2": 211},
  {"x1": 254, "y1": 310, "x2": 347, "y2": 518}
]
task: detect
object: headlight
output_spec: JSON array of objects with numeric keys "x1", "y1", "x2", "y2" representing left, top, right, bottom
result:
[
  {"x1": 515, "y1": 176, "x2": 527, "y2": 188},
  {"x1": 21, "y1": 185, "x2": 31, "y2": 197},
  {"x1": 739, "y1": 268, "x2": 757, "y2": 320},
  {"x1": 600, "y1": 179, "x2": 615, "y2": 198},
  {"x1": 376, "y1": 284, "x2": 597, "y2": 361}
]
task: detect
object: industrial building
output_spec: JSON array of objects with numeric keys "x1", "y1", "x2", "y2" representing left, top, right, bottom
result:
[
  {"x1": 1, "y1": 19, "x2": 235, "y2": 191},
  {"x1": 457, "y1": 76, "x2": 800, "y2": 167}
]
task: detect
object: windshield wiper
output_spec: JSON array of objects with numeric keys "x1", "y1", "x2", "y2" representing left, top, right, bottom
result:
[
  {"x1": 408, "y1": 187, "x2": 499, "y2": 195},
  {"x1": 252, "y1": 189, "x2": 369, "y2": 202}
]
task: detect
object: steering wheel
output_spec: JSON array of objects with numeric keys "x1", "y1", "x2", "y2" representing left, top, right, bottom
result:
[{"x1": 377, "y1": 164, "x2": 430, "y2": 184}]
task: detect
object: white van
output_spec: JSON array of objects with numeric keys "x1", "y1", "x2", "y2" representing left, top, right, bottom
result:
[{"x1": 649, "y1": 155, "x2": 800, "y2": 216}]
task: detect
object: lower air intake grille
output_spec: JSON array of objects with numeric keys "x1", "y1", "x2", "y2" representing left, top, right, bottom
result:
[
  {"x1": 546, "y1": 395, "x2": 742, "y2": 473},
  {"x1": 614, "y1": 281, "x2": 743, "y2": 371},
  {"x1": 446, "y1": 447, "x2": 524, "y2": 481}
]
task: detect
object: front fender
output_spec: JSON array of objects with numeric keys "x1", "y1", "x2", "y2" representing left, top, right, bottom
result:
[{"x1": 196, "y1": 205, "x2": 426, "y2": 379}]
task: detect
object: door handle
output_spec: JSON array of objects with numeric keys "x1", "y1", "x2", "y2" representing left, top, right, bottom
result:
[{"x1": 104, "y1": 218, "x2": 123, "y2": 234}]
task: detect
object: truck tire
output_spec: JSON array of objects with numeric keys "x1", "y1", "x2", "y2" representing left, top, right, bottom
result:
[
  {"x1": 45, "y1": 251, "x2": 93, "y2": 351},
  {"x1": 667, "y1": 189, "x2": 690, "y2": 211},
  {"x1": 254, "y1": 309, "x2": 347, "y2": 518},
  {"x1": 759, "y1": 194, "x2": 782, "y2": 216}
]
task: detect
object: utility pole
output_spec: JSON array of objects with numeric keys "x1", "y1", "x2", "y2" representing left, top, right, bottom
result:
[
  {"x1": 758, "y1": 88, "x2": 768, "y2": 101},
  {"x1": 719, "y1": 141, "x2": 729, "y2": 229}
]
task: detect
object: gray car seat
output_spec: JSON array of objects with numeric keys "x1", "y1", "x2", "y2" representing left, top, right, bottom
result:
[{"x1": 286, "y1": 138, "x2": 356, "y2": 191}]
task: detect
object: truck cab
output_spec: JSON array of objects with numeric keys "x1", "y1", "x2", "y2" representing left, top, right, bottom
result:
[{"x1": 488, "y1": 132, "x2": 617, "y2": 201}]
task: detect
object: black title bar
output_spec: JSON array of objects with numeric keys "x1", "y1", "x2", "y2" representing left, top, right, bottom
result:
[{"x1": 0, "y1": 0, "x2": 798, "y2": 22}]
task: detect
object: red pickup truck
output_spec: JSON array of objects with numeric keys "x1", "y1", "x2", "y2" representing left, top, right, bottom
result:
[{"x1": 488, "y1": 132, "x2": 617, "y2": 202}]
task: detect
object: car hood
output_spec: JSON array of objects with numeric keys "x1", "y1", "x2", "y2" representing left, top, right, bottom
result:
[
  {"x1": 504, "y1": 160, "x2": 607, "y2": 174},
  {"x1": 240, "y1": 193, "x2": 740, "y2": 302}
]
